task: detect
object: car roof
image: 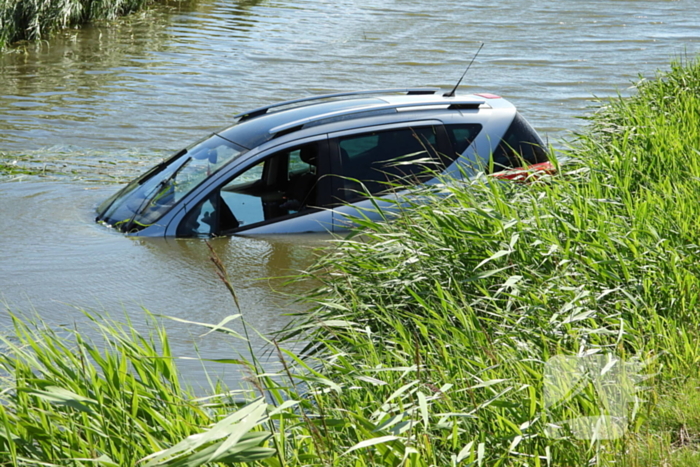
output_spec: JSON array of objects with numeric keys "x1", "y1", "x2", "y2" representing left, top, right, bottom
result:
[
  {"x1": 218, "y1": 89, "x2": 515, "y2": 150},
  {"x1": 219, "y1": 97, "x2": 385, "y2": 149}
]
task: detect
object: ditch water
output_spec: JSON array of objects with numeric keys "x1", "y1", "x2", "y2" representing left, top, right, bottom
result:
[{"x1": 1, "y1": 0, "x2": 699, "y2": 388}]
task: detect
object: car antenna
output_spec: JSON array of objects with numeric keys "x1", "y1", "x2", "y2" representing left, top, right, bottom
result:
[{"x1": 444, "y1": 42, "x2": 484, "y2": 98}]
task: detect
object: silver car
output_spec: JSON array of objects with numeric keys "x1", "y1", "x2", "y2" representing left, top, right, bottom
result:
[{"x1": 96, "y1": 88, "x2": 548, "y2": 236}]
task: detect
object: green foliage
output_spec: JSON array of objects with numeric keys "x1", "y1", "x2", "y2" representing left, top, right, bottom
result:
[
  {"x1": 0, "y1": 161, "x2": 37, "y2": 176},
  {"x1": 4, "y1": 57, "x2": 700, "y2": 466},
  {"x1": 278, "y1": 55, "x2": 700, "y2": 465},
  {"x1": 0, "y1": 0, "x2": 160, "y2": 49},
  {"x1": 0, "y1": 312, "x2": 274, "y2": 466}
]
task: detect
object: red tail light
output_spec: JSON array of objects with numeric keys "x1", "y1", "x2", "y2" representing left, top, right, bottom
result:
[{"x1": 491, "y1": 161, "x2": 556, "y2": 182}]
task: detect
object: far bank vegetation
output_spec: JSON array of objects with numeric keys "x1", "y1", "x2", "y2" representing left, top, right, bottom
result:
[{"x1": 0, "y1": 0, "x2": 166, "y2": 49}]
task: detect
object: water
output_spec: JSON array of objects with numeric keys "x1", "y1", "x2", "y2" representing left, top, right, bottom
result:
[{"x1": 1, "y1": 0, "x2": 699, "y2": 387}]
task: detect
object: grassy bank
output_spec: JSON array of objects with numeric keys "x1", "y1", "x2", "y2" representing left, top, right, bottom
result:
[
  {"x1": 279, "y1": 56, "x2": 700, "y2": 465},
  {"x1": 0, "y1": 0, "x2": 171, "y2": 49},
  {"x1": 2, "y1": 57, "x2": 700, "y2": 465}
]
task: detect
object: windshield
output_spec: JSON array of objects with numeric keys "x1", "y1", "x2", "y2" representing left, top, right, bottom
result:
[{"x1": 97, "y1": 135, "x2": 247, "y2": 233}]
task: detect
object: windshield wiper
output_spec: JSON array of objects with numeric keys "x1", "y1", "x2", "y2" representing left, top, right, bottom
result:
[
  {"x1": 123, "y1": 156, "x2": 192, "y2": 232},
  {"x1": 96, "y1": 149, "x2": 189, "y2": 223}
]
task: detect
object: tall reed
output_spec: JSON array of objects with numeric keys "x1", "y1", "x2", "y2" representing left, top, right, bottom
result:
[
  {"x1": 277, "y1": 55, "x2": 700, "y2": 465},
  {"x1": 0, "y1": 0, "x2": 160, "y2": 49},
  {"x1": 0, "y1": 311, "x2": 275, "y2": 465}
]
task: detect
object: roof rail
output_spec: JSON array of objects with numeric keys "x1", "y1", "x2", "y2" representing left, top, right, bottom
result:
[
  {"x1": 235, "y1": 88, "x2": 441, "y2": 121},
  {"x1": 269, "y1": 99, "x2": 485, "y2": 135}
]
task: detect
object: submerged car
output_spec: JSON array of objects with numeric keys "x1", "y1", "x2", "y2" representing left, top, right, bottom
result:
[{"x1": 96, "y1": 88, "x2": 550, "y2": 237}]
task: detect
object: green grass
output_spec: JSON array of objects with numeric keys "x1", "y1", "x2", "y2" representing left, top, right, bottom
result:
[
  {"x1": 0, "y1": 151, "x2": 71, "y2": 177},
  {"x1": 3, "y1": 57, "x2": 700, "y2": 466},
  {"x1": 0, "y1": 149, "x2": 165, "y2": 182},
  {"x1": 276, "y1": 55, "x2": 700, "y2": 465},
  {"x1": 0, "y1": 311, "x2": 277, "y2": 465},
  {"x1": 0, "y1": 161, "x2": 38, "y2": 176},
  {"x1": 0, "y1": 0, "x2": 178, "y2": 49}
]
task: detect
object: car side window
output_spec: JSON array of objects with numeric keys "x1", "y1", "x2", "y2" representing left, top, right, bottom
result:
[
  {"x1": 491, "y1": 113, "x2": 548, "y2": 171},
  {"x1": 335, "y1": 125, "x2": 441, "y2": 201},
  {"x1": 177, "y1": 142, "x2": 322, "y2": 237},
  {"x1": 445, "y1": 124, "x2": 483, "y2": 155}
]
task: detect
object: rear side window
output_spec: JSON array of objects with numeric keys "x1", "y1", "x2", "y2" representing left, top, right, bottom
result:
[
  {"x1": 492, "y1": 113, "x2": 547, "y2": 171},
  {"x1": 336, "y1": 125, "x2": 441, "y2": 200}
]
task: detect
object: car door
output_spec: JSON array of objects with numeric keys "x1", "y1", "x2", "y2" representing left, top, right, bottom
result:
[{"x1": 173, "y1": 137, "x2": 335, "y2": 236}]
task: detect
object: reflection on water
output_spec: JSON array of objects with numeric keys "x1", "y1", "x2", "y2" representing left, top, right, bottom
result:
[{"x1": 1, "y1": 0, "x2": 699, "y2": 386}]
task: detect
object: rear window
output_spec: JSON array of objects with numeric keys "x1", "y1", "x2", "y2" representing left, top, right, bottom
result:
[{"x1": 491, "y1": 113, "x2": 547, "y2": 171}]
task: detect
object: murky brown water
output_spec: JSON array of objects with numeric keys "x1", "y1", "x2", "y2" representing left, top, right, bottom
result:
[
  {"x1": 0, "y1": 180, "x2": 324, "y2": 385},
  {"x1": 1, "y1": 0, "x2": 699, "y2": 387}
]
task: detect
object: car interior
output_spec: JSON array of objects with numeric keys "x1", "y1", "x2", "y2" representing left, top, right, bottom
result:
[{"x1": 177, "y1": 142, "x2": 321, "y2": 236}]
